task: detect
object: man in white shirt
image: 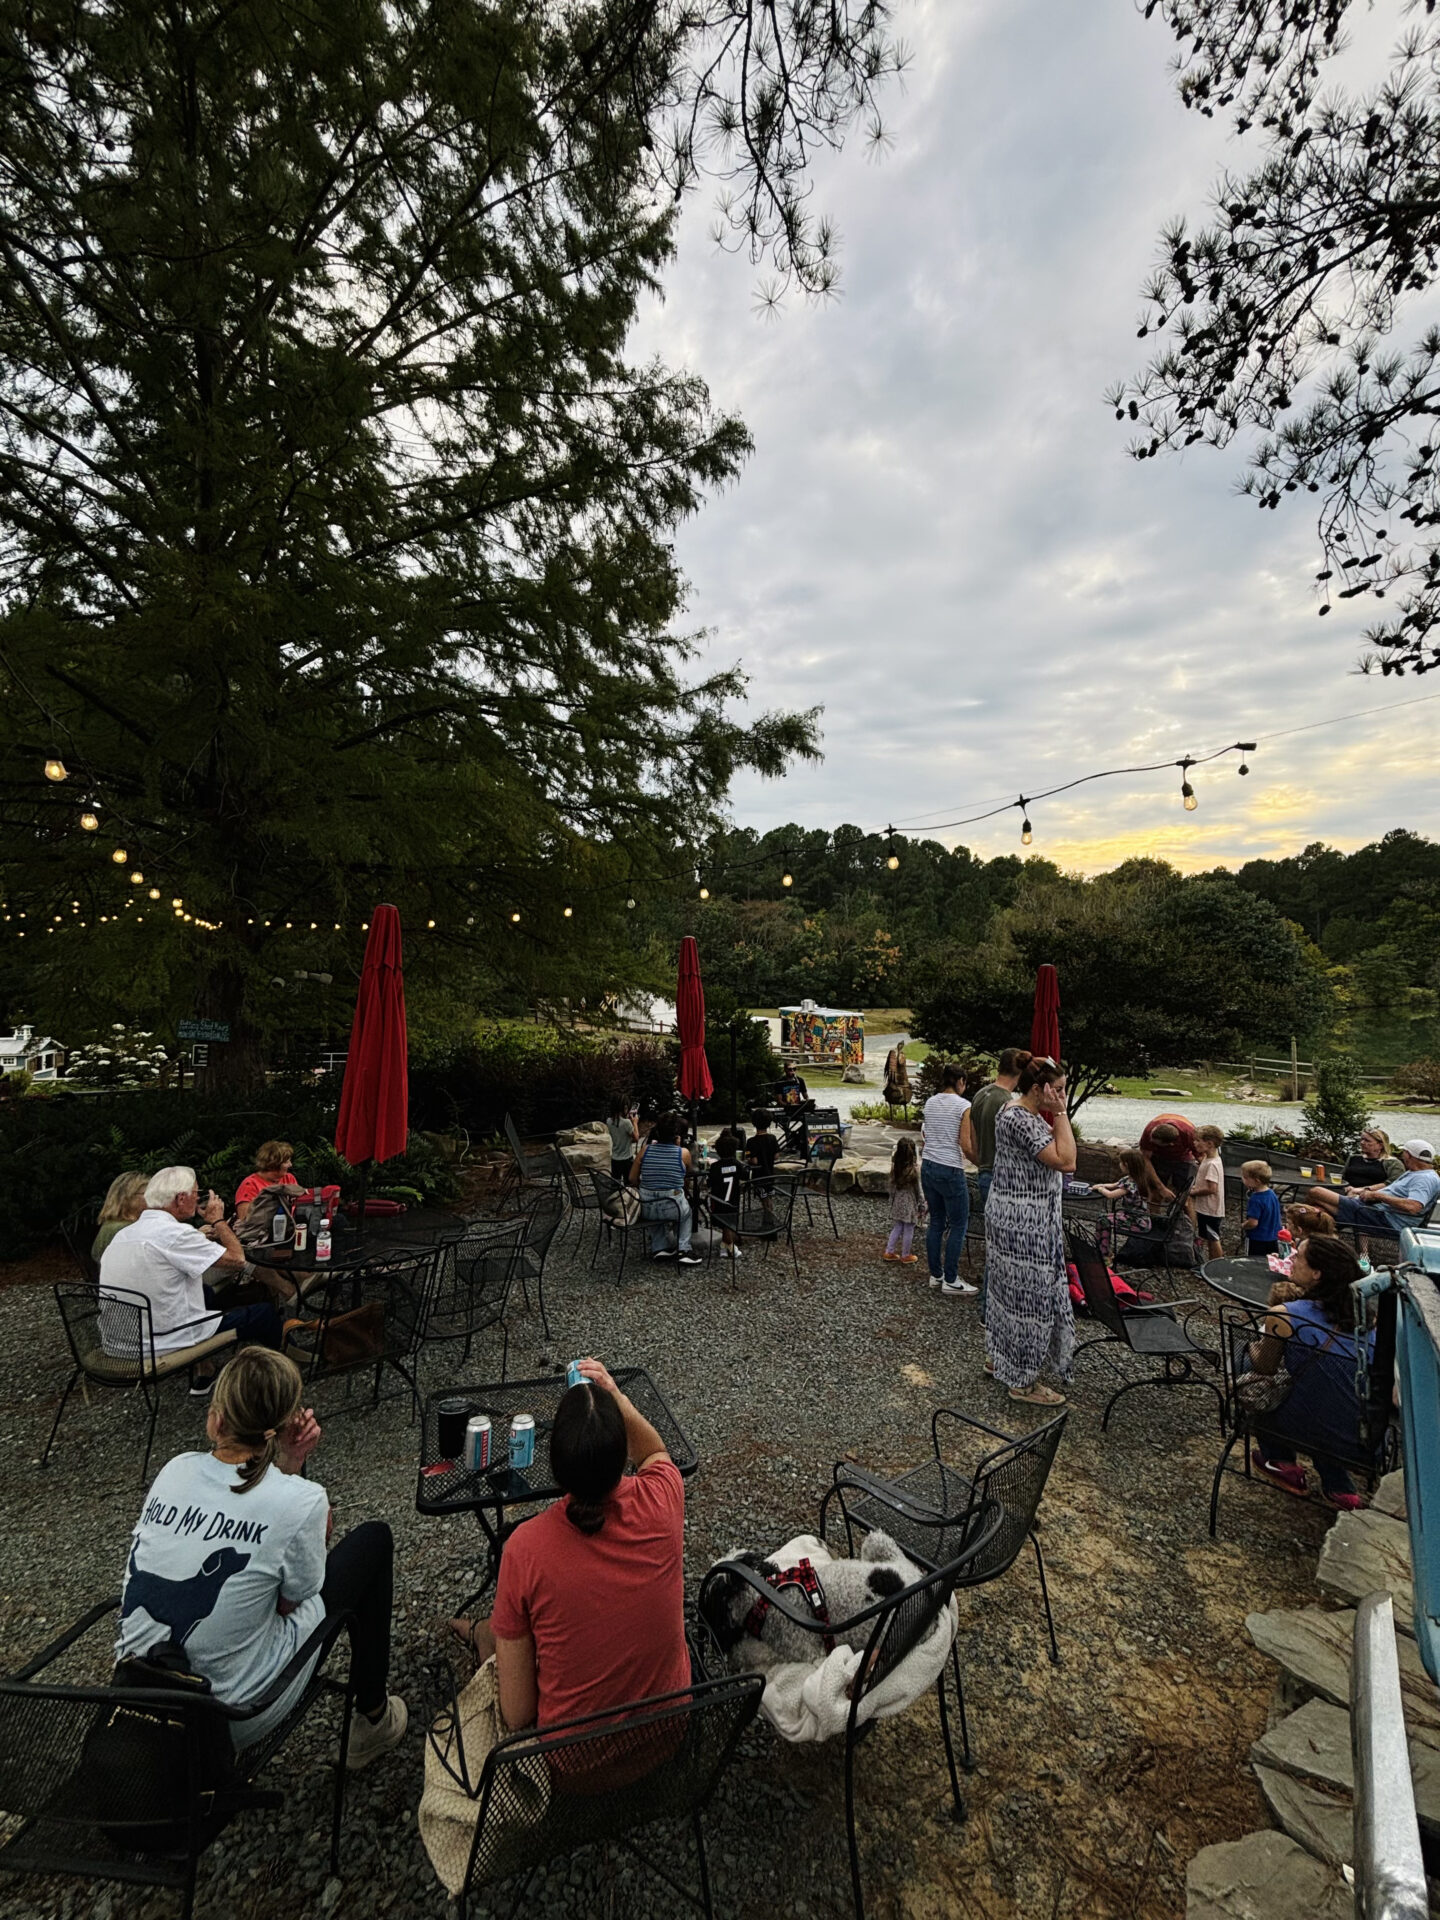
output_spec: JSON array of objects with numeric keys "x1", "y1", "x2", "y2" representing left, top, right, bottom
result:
[
  {"x1": 920, "y1": 1062, "x2": 978, "y2": 1300},
  {"x1": 100, "y1": 1166, "x2": 281, "y2": 1380}
]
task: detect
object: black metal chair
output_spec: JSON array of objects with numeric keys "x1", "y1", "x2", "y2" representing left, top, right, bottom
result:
[
  {"x1": 1111, "y1": 1185, "x2": 1199, "y2": 1285},
  {"x1": 422, "y1": 1221, "x2": 523, "y2": 1376},
  {"x1": 586, "y1": 1169, "x2": 643, "y2": 1280},
  {"x1": 499, "y1": 1113, "x2": 559, "y2": 1208},
  {"x1": 44, "y1": 1286, "x2": 239, "y2": 1484},
  {"x1": 717, "y1": 1168, "x2": 801, "y2": 1277},
  {"x1": 695, "y1": 1502, "x2": 1006, "y2": 1920},
  {"x1": 798, "y1": 1114, "x2": 845, "y2": 1238},
  {"x1": 1208, "y1": 1298, "x2": 1397, "y2": 1536},
  {"x1": 513, "y1": 1184, "x2": 565, "y2": 1340},
  {"x1": 0, "y1": 1596, "x2": 356, "y2": 1920},
  {"x1": 281, "y1": 1252, "x2": 431, "y2": 1418},
  {"x1": 61, "y1": 1208, "x2": 103, "y2": 1286},
  {"x1": 1066, "y1": 1223, "x2": 1222, "y2": 1432},
  {"x1": 819, "y1": 1407, "x2": 1066, "y2": 1766},
  {"x1": 1334, "y1": 1192, "x2": 1440, "y2": 1268},
  {"x1": 555, "y1": 1148, "x2": 606, "y2": 1260},
  {"x1": 431, "y1": 1668, "x2": 764, "y2": 1920}
]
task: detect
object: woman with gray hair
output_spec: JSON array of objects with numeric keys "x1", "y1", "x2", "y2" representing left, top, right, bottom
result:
[{"x1": 99, "y1": 1166, "x2": 282, "y2": 1393}]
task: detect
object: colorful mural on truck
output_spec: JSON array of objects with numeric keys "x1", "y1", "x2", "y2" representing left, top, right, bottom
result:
[{"x1": 779, "y1": 1005, "x2": 865, "y2": 1066}]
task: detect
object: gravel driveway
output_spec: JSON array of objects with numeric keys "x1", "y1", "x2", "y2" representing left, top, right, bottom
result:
[{"x1": 0, "y1": 1198, "x2": 1328, "y2": 1919}]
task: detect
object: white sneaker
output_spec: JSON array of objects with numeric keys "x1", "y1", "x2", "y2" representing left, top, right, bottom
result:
[
  {"x1": 928, "y1": 1274, "x2": 943, "y2": 1291},
  {"x1": 729, "y1": 1246, "x2": 742, "y2": 1260},
  {"x1": 940, "y1": 1279, "x2": 980, "y2": 1299},
  {"x1": 347, "y1": 1694, "x2": 408, "y2": 1770}
]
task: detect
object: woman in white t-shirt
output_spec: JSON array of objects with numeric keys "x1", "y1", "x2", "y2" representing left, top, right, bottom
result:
[
  {"x1": 919, "y1": 1061, "x2": 977, "y2": 1298},
  {"x1": 116, "y1": 1348, "x2": 407, "y2": 1768}
]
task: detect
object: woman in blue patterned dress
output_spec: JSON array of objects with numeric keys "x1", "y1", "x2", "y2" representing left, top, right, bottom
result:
[{"x1": 983, "y1": 1057, "x2": 1077, "y2": 1406}]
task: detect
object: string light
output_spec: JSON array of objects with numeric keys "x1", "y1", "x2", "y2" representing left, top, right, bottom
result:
[
  {"x1": 43, "y1": 759, "x2": 67, "y2": 782},
  {"x1": 171, "y1": 897, "x2": 182, "y2": 908},
  {"x1": 510, "y1": 910, "x2": 521, "y2": 924},
  {"x1": 563, "y1": 904, "x2": 573, "y2": 917},
  {"x1": 1019, "y1": 796, "x2": 1033, "y2": 846},
  {"x1": 111, "y1": 848, "x2": 127, "y2": 865},
  {"x1": 80, "y1": 811, "x2": 99, "y2": 832},
  {"x1": 698, "y1": 885, "x2": 710, "y2": 901},
  {"x1": 148, "y1": 888, "x2": 160, "y2": 900},
  {"x1": 626, "y1": 897, "x2": 636, "y2": 910},
  {"x1": 885, "y1": 826, "x2": 900, "y2": 871},
  {"x1": 780, "y1": 848, "x2": 794, "y2": 888},
  {"x1": 1237, "y1": 741, "x2": 1255, "y2": 776},
  {"x1": 426, "y1": 918, "x2": 435, "y2": 928},
  {"x1": 130, "y1": 871, "x2": 144, "y2": 885},
  {"x1": 1179, "y1": 757, "x2": 1198, "y2": 812}
]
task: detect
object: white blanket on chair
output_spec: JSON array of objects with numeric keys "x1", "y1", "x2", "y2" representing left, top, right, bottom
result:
[{"x1": 746, "y1": 1533, "x2": 957, "y2": 1745}]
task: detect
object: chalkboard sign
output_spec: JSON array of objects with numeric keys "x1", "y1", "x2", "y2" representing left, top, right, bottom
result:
[{"x1": 177, "y1": 1019, "x2": 230, "y2": 1043}]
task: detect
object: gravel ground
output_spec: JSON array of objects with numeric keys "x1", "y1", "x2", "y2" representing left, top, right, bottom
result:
[{"x1": 0, "y1": 1195, "x2": 1330, "y2": 1920}]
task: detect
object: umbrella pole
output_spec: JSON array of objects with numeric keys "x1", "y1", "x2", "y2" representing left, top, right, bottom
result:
[{"x1": 730, "y1": 1024, "x2": 738, "y2": 1130}]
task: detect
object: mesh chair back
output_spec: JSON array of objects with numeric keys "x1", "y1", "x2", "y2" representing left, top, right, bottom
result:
[
  {"x1": 556, "y1": 1152, "x2": 586, "y2": 1209},
  {"x1": 451, "y1": 1677, "x2": 762, "y2": 1898},
  {"x1": 520, "y1": 1186, "x2": 565, "y2": 1263},
  {"x1": 588, "y1": 1168, "x2": 639, "y2": 1225},
  {"x1": 1064, "y1": 1224, "x2": 1129, "y2": 1341},
  {"x1": 964, "y1": 1413, "x2": 1067, "y2": 1581},
  {"x1": 426, "y1": 1227, "x2": 521, "y2": 1347},
  {"x1": 61, "y1": 1211, "x2": 101, "y2": 1286},
  {"x1": 503, "y1": 1113, "x2": 529, "y2": 1165},
  {"x1": 287, "y1": 1257, "x2": 427, "y2": 1382},
  {"x1": 59, "y1": 1283, "x2": 152, "y2": 1375},
  {"x1": 737, "y1": 1172, "x2": 797, "y2": 1239}
]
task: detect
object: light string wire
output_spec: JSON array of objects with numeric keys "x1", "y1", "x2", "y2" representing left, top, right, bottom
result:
[{"x1": 10, "y1": 688, "x2": 1440, "y2": 936}]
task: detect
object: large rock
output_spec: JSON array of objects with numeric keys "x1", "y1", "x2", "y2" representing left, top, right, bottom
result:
[
  {"x1": 1253, "y1": 1696, "x2": 1440, "y2": 1833},
  {"x1": 1246, "y1": 1607, "x2": 1440, "y2": 1734},
  {"x1": 855, "y1": 1159, "x2": 892, "y2": 1196},
  {"x1": 556, "y1": 1122, "x2": 607, "y2": 1146},
  {"x1": 825, "y1": 1155, "x2": 866, "y2": 1194},
  {"x1": 1075, "y1": 1140, "x2": 1122, "y2": 1182},
  {"x1": 1373, "y1": 1469, "x2": 1407, "y2": 1520},
  {"x1": 1252, "y1": 1764, "x2": 1351, "y2": 1871},
  {"x1": 1186, "y1": 1831, "x2": 1351, "y2": 1919},
  {"x1": 1315, "y1": 1509, "x2": 1413, "y2": 1629},
  {"x1": 558, "y1": 1140, "x2": 610, "y2": 1173}
]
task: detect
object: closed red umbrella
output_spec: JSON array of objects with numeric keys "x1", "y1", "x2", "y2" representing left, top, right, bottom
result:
[
  {"x1": 336, "y1": 904, "x2": 409, "y2": 1170},
  {"x1": 1030, "y1": 963, "x2": 1060, "y2": 1064},
  {"x1": 676, "y1": 935, "x2": 713, "y2": 1104}
]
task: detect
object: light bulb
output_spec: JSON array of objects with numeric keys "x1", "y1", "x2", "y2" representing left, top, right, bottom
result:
[
  {"x1": 80, "y1": 811, "x2": 99, "y2": 831},
  {"x1": 510, "y1": 911, "x2": 521, "y2": 924},
  {"x1": 781, "y1": 871, "x2": 793, "y2": 888},
  {"x1": 626, "y1": 897, "x2": 636, "y2": 910},
  {"x1": 699, "y1": 886, "x2": 710, "y2": 901},
  {"x1": 563, "y1": 905, "x2": 573, "y2": 918},
  {"x1": 171, "y1": 897, "x2": 182, "y2": 908},
  {"x1": 426, "y1": 918, "x2": 435, "y2": 928},
  {"x1": 887, "y1": 853, "x2": 900, "y2": 871},
  {"x1": 44, "y1": 758, "x2": 68, "y2": 782},
  {"x1": 1021, "y1": 819, "x2": 1033, "y2": 845},
  {"x1": 111, "y1": 848, "x2": 127, "y2": 864},
  {"x1": 130, "y1": 871, "x2": 143, "y2": 885},
  {"x1": 1238, "y1": 762, "x2": 1250, "y2": 777},
  {"x1": 148, "y1": 887, "x2": 160, "y2": 900},
  {"x1": 1182, "y1": 783, "x2": 1197, "y2": 812}
]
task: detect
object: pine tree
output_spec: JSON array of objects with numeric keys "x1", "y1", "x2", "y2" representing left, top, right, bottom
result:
[{"x1": 0, "y1": 0, "x2": 911, "y2": 1078}]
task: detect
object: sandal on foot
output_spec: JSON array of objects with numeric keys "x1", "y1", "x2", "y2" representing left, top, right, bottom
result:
[{"x1": 1009, "y1": 1384, "x2": 1066, "y2": 1406}]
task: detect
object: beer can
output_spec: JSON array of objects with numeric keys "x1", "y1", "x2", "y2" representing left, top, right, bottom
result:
[
  {"x1": 464, "y1": 1414, "x2": 492, "y2": 1472},
  {"x1": 509, "y1": 1412, "x2": 536, "y2": 1471},
  {"x1": 566, "y1": 1359, "x2": 586, "y2": 1389}
]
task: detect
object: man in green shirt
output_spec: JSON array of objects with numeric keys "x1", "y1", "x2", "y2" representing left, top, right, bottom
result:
[{"x1": 960, "y1": 1048, "x2": 1030, "y2": 1311}]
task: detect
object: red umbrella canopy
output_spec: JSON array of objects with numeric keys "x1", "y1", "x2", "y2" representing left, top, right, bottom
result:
[
  {"x1": 1030, "y1": 963, "x2": 1061, "y2": 1064},
  {"x1": 676, "y1": 935, "x2": 713, "y2": 1103},
  {"x1": 335, "y1": 904, "x2": 409, "y2": 1166}
]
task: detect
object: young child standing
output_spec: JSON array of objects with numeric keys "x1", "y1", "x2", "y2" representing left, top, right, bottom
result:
[
  {"x1": 1191, "y1": 1125, "x2": 1227, "y2": 1257},
  {"x1": 884, "y1": 1137, "x2": 926, "y2": 1265},
  {"x1": 708, "y1": 1127, "x2": 744, "y2": 1259},
  {"x1": 605, "y1": 1094, "x2": 639, "y2": 1185},
  {"x1": 1241, "y1": 1160, "x2": 1283, "y2": 1256}
]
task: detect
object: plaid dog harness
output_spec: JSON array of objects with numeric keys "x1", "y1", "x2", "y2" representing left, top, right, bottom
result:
[{"x1": 743, "y1": 1557, "x2": 835, "y2": 1655}]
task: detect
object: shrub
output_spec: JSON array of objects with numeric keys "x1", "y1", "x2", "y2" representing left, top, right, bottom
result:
[
  {"x1": 1301, "y1": 1054, "x2": 1372, "y2": 1155},
  {"x1": 409, "y1": 1025, "x2": 679, "y2": 1140},
  {"x1": 914, "y1": 1050, "x2": 997, "y2": 1104},
  {"x1": 1394, "y1": 1059, "x2": 1440, "y2": 1104},
  {"x1": 0, "y1": 1081, "x2": 457, "y2": 1259}
]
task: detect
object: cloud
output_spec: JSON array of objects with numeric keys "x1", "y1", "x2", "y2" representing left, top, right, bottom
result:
[{"x1": 634, "y1": 0, "x2": 1438, "y2": 872}]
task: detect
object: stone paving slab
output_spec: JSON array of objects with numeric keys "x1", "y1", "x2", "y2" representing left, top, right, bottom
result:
[
  {"x1": 1253, "y1": 1695, "x2": 1440, "y2": 1834},
  {"x1": 1245, "y1": 1607, "x2": 1440, "y2": 1733},
  {"x1": 1252, "y1": 1763, "x2": 1352, "y2": 1873},
  {"x1": 1185, "y1": 1830, "x2": 1352, "y2": 1919},
  {"x1": 1315, "y1": 1508, "x2": 1414, "y2": 1629}
]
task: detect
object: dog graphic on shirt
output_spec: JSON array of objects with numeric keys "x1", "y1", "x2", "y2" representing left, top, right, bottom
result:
[{"x1": 121, "y1": 1542, "x2": 252, "y2": 1646}]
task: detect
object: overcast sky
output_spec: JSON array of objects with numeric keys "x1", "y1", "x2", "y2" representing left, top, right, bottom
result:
[{"x1": 634, "y1": 0, "x2": 1438, "y2": 875}]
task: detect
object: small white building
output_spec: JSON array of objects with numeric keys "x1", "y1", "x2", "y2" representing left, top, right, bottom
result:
[{"x1": 0, "y1": 1025, "x2": 61, "y2": 1080}]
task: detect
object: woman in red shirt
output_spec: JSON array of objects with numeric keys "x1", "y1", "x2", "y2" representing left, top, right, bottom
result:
[
  {"x1": 234, "y1": 1140, "x2": 300, "y2": 1220},
  {"x1": 458, "y1": 1358, "x2": 687, "y2": 1738}
]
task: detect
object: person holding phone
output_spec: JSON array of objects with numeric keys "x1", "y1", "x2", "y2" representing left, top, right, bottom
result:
[{"x1": 981, "y1": 1058, "x2": 1078, "y2": 1406}]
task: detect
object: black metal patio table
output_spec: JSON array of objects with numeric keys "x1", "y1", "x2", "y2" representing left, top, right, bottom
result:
[
  {"x1": 1200, "y1": 1256, "x2": 1279, "y2": 1311},
  {"x1": 416, "y1": 1368, "x2": 699, "y2": 1608}
]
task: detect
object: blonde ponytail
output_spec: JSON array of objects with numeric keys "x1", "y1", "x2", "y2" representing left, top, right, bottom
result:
[{"x1": 211, "y1": 1348, "x2": 303, "y2": 1494}]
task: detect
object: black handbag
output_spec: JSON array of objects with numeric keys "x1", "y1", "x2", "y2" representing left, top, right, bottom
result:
[{"x1": 82, "y1": 1640, "x2": 236, "y2": 1851}]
